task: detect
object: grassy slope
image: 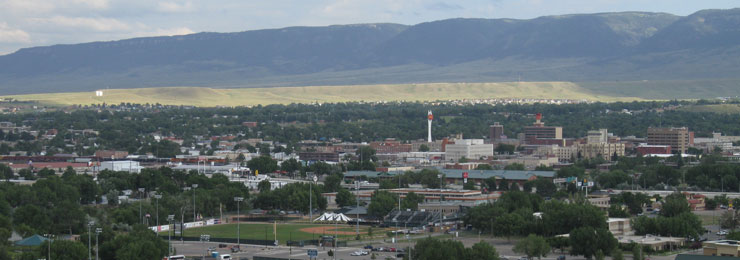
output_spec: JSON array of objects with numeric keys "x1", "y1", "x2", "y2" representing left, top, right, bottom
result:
[
  {"x1": 3, "y1": 82, "x2": 642, "y2": 107},
  {"x1": 680, "y1": 104, "x2": 740, "y2": 114}
]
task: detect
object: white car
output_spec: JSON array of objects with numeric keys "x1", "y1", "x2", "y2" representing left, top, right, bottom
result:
[
  {"x1": 350, "y1": 251, "x2": 369, "y2": 256},
  {"x1": 717, "y1": 230, "x2": 729, "y2": 236}
]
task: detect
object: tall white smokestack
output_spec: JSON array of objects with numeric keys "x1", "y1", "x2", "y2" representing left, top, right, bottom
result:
[{"x1": 427, "y1": 110, "x2": 433, "y2": 143}]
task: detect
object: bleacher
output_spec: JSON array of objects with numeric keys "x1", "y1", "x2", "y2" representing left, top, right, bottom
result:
[{"x1": 383, "y1": 209, "x2": 442, "y2": 228}]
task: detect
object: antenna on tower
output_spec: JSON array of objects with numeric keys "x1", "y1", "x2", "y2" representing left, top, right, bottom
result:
[{"x1": 427, "y1": 110, "x2": 433, "y2": 143}]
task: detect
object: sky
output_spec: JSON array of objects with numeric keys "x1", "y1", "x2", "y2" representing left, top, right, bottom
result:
[{"x1": 0, "y1": 0, "x2": 737, "y2": 55}]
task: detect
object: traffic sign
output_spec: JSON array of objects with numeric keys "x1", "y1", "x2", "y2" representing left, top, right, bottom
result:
[
  {"x1": 312, "y1": 176, "x2": 318, "y2": 182},
  {"x1": 463, "y1": 172, "x2": 468, "y2": 184},
  {"x1": 553, "y1": 178, "x2": 566, "y2": 184},
  {"x1": 308, "y1": 249, "x2": 318, "y2": 257}
]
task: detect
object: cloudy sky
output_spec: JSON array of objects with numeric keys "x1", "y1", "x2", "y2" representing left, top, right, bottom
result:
[{"x1": 0, "y1": 0, "x2": 737, "y2": 55}]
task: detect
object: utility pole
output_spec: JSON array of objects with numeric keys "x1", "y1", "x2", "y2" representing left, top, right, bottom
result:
[{"x1": 234, "y1": 197, "x2": 244, "y2": 251}]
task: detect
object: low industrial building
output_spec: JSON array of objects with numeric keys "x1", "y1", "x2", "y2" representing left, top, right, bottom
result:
[{"x1": 704, "y1": 240, "x2": 740, "y2": 257}]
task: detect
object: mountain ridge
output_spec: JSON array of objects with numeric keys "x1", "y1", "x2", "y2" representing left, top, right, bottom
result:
[{"x1": 1, "y1": 9, "x2": 740, "y2": 96}]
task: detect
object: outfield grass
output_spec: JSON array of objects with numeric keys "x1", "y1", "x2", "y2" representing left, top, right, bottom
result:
[
  {"x1": 3, "y1": 82, "x2": 644, "y2": 107},
  {"x1": 172, "y1": 223, "x2": 378, "y2": 242}
]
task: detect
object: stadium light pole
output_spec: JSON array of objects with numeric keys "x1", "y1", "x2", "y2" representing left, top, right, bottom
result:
[
  {"x1": 44, "y1": 233, "x2": 54, "y2": 260},
  {"x1": 88, "y1": 221, "x2": 94, "y2": 260},
  {"x1": 138, "y1": 187, "x2": 146, "y2": 224},
  {"x1": 192, "y1": 184, "x2": 198, "y2": 221},
  {"x1": 95, "y1": 228, "x2": 102, "y2": 260},
  {"x1": 234, "y1": 196, "x2": 244, "y2": 251},
  {"x1": 154, "y1": 194, "x2": 162, "y2": 229},
  {"x1": 167, "y1": 215, "x2": 175, "y2": 256}
]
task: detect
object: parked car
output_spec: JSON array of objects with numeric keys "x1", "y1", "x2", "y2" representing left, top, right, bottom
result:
[
  {"x1": 364, "y1": 245, "x2": 373, "y2": 249},
  {"x1": 717, "y1": 230, "x2": 729, "y2": 236},
  {"x1": 389, "y1": 248, "x2": 397, "y2": 252},
  {"x1": 396, "y1": 253, "x2": 406, "y2": 258},
  {"x1": 350, "y1": 251, "x2": 365, "y2": 256},
  {"x1": 557, "y1": 256, "x2": 566, "y2": 260}
]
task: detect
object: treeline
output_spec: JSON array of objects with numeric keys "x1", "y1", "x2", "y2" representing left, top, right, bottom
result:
[
  {"x1": 0, "y1": 167, "x2": 249, "y2": 259},
  {"x1": 2, "y1": 101, "x2": 740, "y2": 155},
  {"x1": 557, "y1": 154, "x2": 740, "y2": 192}
]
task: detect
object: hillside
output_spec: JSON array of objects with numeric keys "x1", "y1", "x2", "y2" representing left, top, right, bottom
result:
[
  {"x1": 0, "y1": 9, "x2": 740, "y2": 97},
  {"x1": 2, "y1": 82, "x2": 642, "y2": 107}
]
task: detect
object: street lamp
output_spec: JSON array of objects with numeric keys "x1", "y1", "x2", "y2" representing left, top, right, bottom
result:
[
  {"x1": 88, "y1": 221, "x2": 94, "y2": 260},
  {"x1": 154, "y1": 194, "x2": 162, "y2": 229},
  {"x1": 234, "y1": 196, "x2": 244, "y2": 251},
  {"x1": 192, "y1": 184, "x2": 198, "y2": 222},
  {"x1": 167, "y1": 215, "x2": 175, "y2": 256},
  {"x1": 95, "y1": 228, "x2": 102, "y2": 260}
]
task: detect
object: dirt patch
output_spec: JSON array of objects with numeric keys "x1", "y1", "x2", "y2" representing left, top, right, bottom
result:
[{"x1": 299, "y1": 226, "x2": 367, "y2": 235}]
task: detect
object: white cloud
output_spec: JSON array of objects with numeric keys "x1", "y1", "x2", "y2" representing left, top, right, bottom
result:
[
  {"x1": 32, "y1": 16, "x2": 130, "y2": 32},
  {"x1": 71, "y1": 0, "x2": 110, "y2": 9},
  {"x1": 157, "y1": 1, "x2": 194, "y2": 13},
  {"x1": 0, "y1": 22, "x2": 31, "y2": 43}
]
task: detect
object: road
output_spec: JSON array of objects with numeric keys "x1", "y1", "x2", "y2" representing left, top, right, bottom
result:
[
  {"x1": 608, "y1": 189, "x2": 740, "y2": 199},
  {"x1": 171, "y1": 235, "x2": 697, "y2": 260}
]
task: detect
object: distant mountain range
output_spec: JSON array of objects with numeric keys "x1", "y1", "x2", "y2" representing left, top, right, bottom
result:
[{"x1": 2, "y1": 8, "x2": 740, "y2": 96}]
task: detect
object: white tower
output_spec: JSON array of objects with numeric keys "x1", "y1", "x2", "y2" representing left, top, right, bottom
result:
[{"x1": 427, "y1": 110, "x2": 433, "y2": 143}]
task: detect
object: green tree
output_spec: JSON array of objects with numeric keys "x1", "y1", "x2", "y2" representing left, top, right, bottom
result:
[
  {"x1": 612, "y1": 249, "x2": 624, "y2": 260},
  {"x1": 468, "y1": 241, "x2": 500, "y2": 260},
  {"x1": 280, "y1": 158, "x2": 302, "y2": 174},
  {"x1": 101, "y1": 225, "x2": 168, "y2": 260},
  {"x1": 661, "y1": 192, "x2": 691, "y2": 217},
  {"x1": 257, "y1": 179, "x2": 271, "y2": 193},
  {"x1": 0, "y1": 164, "x2": 12, "y2": 180},
  {"x1": 418, "y1": 144, "x2": 430, "y2": 152},
  {"x1": 608, "y1": 205, "x2": 629, "y2": 218},
  {"x1": 323, "y1": 173, "x2": 343, "y2": 192},
  {"x1": 476, "y1": 164, "x2": 494, "y2": 170},
  {"x1": 594, "y1": 250, "x2": 605, "y2": 260},
  {"x1": 513, "y1": 234, "x2": 550, "y2": 260},
  {"x1": 39, "y1": 240, "x2": 87, "y2": 260},
  {"x1": 368, "y1": 191, "x2": 398, "y2": 217},
  {"x1": 505, "y1": 163, "x2": 525, "y2": 170},
  {"x1": 569, "y1": 227, "x2": 616, "y2": 260},
  {"x1": 463, "y1": 181, "x2": 476, "y2": 190},
  {"x1": 401, "y1": 192, "x2": 425, "y2": 210},
  {"x1": 632, "y1": 244, "x2": 643, "y2": 260},
  {"x1": 247, "y1": 156, "x2": 278, "y2": 175},
  {"x1": 335, "y1": 188, "x2": 356, "y2": 208}
]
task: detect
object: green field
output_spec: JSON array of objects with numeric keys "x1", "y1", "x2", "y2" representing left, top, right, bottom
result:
[
  {"x1": 172, "y1": 223, "x2": 380, "y2": 243},
  {"x1": 681, "y1": 104, "x2": 740, "y2": 114},
  {"x1": 2, "y1": 82, "x2": 644, "y2": 107}
]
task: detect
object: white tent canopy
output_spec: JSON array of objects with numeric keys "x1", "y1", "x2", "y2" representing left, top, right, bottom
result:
[{"x1": 314, "y1": 213, "x2": 352, "y2": 223}]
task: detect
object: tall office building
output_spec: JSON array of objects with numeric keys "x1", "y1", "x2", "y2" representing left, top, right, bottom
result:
[
  {"x1": 647, "y1": 127, "x2": 694, "y2": 154},
  {"x1": 490, "y1": 122, "x2": 504, "y2": 141},
  {"x1": 524, "y1": 113, "x2": 563, "y2": 143}
]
